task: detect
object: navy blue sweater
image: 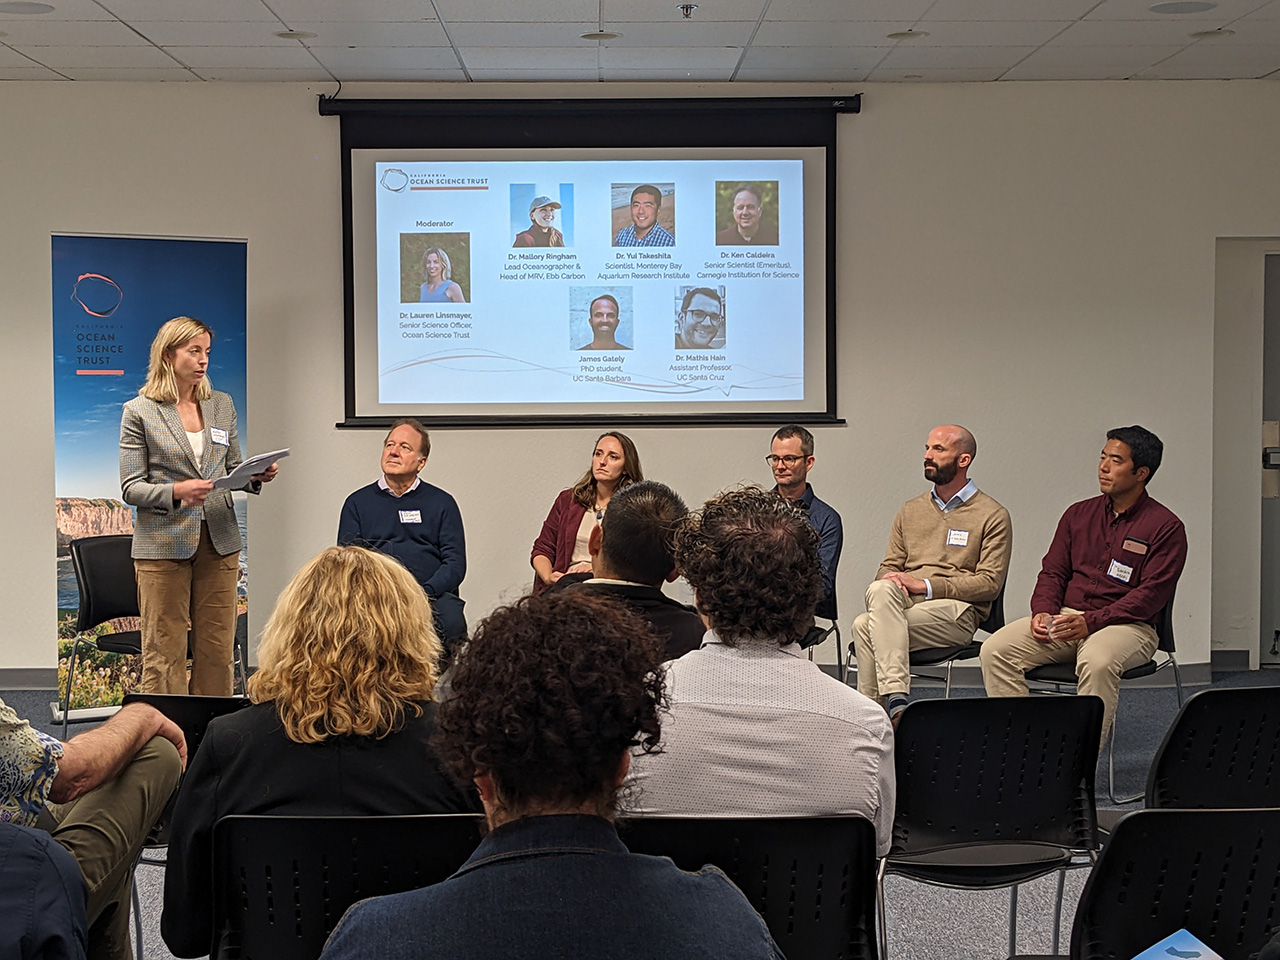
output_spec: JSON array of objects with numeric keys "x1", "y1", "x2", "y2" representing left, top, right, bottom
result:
[{"x1": 337, "y1": 481, "x2": 466, "y2": 598}]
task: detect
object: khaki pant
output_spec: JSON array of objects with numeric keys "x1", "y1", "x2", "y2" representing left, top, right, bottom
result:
[
  {"x1": 45, "y1": 737, "x2": 182, "y2": 960},
  {"x1": 135, "y1": 522, "x2": 238, "y2": 696},
  {"x1": 853, "y1": 578, "x2": 980, "y2": 700},
  {"x1": 979, "y1": 608, "x2": 1158, "y2": 745}
]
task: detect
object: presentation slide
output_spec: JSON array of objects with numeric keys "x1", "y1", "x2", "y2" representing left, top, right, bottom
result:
[{"x1": 367, "y1": 157, "x2": 806, "y2": 407}]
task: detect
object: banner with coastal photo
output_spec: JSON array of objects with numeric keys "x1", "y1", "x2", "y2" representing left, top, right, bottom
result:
[{"x1": 52, "y1": 235, "x2": 248, "y2": 709}]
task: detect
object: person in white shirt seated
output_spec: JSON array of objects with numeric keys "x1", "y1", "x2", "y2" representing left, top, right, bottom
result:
[{"x1": 624, "y1": 485, "x2": 895, "y2": 856}]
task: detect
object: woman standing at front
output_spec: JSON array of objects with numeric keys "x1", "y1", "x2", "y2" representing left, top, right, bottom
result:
[{"x1": 119, "y1": 317, "x2": 276, "y2": 695}]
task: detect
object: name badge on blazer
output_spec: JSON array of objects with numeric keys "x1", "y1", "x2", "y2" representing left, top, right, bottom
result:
[
  {"x1": 946, "y1": 529, "x2": 969, "y2": 547},
  {"x1": 399, "y1": 510, "x2": 422, "y2": 524},
  {"x1": 210, "y1": 427, "x2": 228, "y2": 446}
]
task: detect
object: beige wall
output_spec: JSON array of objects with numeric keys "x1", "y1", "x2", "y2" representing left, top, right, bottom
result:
[{"x1": 3, "y1": 79, "x2": 1277, "y2": 675}]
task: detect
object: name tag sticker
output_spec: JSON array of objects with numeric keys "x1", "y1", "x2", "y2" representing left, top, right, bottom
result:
[
  {"x1": 398, "y1": 510, "x2": 422, "y2": 524},
  {"x1": 209, "y1": 428, "x2": 228, "y2": 445},
  {"x1": 1107, "y1": 559, "x2": 1134, "y2": 583},
  {"x1": 1122, "y1": 537, "x2": 1149, "y2": 555},
  {"x1": 946, "y1": 529, "x2": 969, "y2": 547}
]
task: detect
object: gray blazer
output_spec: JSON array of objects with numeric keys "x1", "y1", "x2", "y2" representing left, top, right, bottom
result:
[{"x1": 119, "y1": 391, "x2": 252, "y2": 560}]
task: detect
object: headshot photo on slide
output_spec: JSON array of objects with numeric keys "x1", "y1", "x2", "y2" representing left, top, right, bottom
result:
[
  {"x1": 572, "y1": 287, "x2": 633, "y2": 351},
  {"x1": 715, "y1": 181, "x2": 779, "y2": 246},
  {"x1": 512, "y1": 183, "x2": 574, "y2": 247},
  {"x1": 611, "y1": 183, "x2": 675, "y2": 247},
  {"x1": 400, "y1": 232, "x2": 470, "y2": 304},
  {"x1": 675, "y1": 285, "x2": 726, "y2": 351}
]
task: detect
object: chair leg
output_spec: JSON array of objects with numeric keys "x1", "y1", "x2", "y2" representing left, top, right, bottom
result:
[
  {"x1": 61, "y1": 637, "x2": 85, "y2": 740},
  {"x1": 1052, "y1": 869, "x2": 1065, "y2": 955},
  {"x1": 834, "y1": 624, "x2": 845, "y2": 684},
  {"x1": 1009, "y1": 883, "x2": 1018, "y2": 956},
  {"x1": 1171, "y1": 654, "x2": 1184, "y2": 706},
  {"x1": 131, "y1": 873, "x2": 144, "y2": 957},
  {"x1": 943, "y1": 660, "x2": 954, "y2": 699},
  {"x1": 1108, "y1": 713, "x2": 1143, "y2": 804},
  {"x1": 876, "y1": 859, "x2": 889, "y2": 960}
]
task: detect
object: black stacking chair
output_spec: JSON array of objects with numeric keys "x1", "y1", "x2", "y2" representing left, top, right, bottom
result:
[
  {"x1": 212, "y1": 814, "x2": 484, "y2": 960},
  {"x1": 1011, "y1": 808, "x2": 1280, "y2": 960},
  {"x1": 883, "y1": 696, "x2": 1103, "y2": 960},
  {"x1": 1024, "y1": 592, "x2": 1181, "y2": 803},
  {"x1": 1144, "y1": 685, "x2": 1280, "y2": 810},
  {"x1": 804, "y1": 595, "x2": 845, "y2": 682},
  {"x1": 61, "y1": 535, "x2": 248, "y2": 736},
  {"x1": 622, "y1": 815, "x2": 879, "y2": 960},
  {"x1": 907, "y1": 577, "x2": 1008, "y2": 697}
]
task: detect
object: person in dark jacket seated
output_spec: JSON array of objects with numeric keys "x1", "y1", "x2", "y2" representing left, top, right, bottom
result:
[
  {"x1": 555, "y1": 479, "x2": 705, "y2": 661},
  {"x1": 161, "y1": 545, "x2": 479, "y2": 959},
  {"x1": 320, "y1": 591, "x2": 785, "y2": 960}
]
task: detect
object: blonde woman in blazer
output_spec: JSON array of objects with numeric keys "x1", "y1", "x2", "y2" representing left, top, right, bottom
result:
[{"x1": 119, "y1": 317, "x2": 276, "y2": 695}]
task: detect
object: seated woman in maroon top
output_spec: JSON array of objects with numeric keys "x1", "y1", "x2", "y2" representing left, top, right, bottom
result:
[
  {"x1": 161, "y1": 545, "x2": 480, "y2": 959},
  {"x1": 529, "y1": 432, "x2": 643, "y2": 595}
]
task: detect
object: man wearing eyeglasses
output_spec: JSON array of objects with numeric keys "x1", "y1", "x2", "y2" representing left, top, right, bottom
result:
[
  {"x1": 768, "y1": 424, "x2": 842, "y2": 620},
  {"x1": 853, "y1": 425, "x2": 1011, "y2": 725},
  {"x1": 675, "y1": 287, "x2": 726, "y2": 350}
]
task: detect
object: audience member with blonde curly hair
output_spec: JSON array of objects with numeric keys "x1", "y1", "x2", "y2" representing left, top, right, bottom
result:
[{"x1": 160, "y1": 545, "x2": 479, "y2": 958}]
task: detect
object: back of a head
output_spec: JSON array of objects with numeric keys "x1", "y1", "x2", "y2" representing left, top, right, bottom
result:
[
  {"x1": 249, "y1": 545, "x2": 441, "y2": 744},
  {"x1": 598, "y1": 480, "x2": 688, "y2": 586},
  {"x1": 674, "y1": 485, "x2": 822, "y2": 646},
  {"x1": 436, "y1": 592, "x2": 666, "y2": 818}
]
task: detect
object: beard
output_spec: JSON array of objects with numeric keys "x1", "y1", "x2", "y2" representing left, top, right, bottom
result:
[{"x1": 924, "y1": 458, "x2": 958, "y2": 485}]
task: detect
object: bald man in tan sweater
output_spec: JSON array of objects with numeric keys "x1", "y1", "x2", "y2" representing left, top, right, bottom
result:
[{"x1": 853, "y1": 425, "x2": 1012, "y2": 723}]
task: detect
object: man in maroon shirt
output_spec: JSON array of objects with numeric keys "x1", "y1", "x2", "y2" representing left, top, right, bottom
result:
[{"x1": 980, "y1": 426, "x2": 1187, "y2": 744}]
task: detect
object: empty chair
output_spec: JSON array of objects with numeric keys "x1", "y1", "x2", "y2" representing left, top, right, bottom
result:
[
  {"x1": 883, "y1": 695, "x2": 1103, "y2": 959},
  {"x1": 212, "y1": 814, "x2": 483, "y2": 960},
  {"x1": 622, "y1": 815, "x2": 879, "y2": 960}
]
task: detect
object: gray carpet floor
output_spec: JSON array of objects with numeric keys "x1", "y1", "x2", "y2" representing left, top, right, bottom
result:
[{"x1": 6, "y1": 668, "x2": 1278, "y2": 959}]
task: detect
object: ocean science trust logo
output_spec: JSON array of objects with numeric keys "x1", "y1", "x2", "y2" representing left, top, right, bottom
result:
[
  {"x1": 380, "y1": 168, "x2": 410, "y2": 192},
  {"x1": 70, "y1": 272, "x2": 123, "y2": 318}
]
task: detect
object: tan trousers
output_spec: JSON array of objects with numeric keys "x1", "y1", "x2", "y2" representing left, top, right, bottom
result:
[
  {"x1": 46, "y1": 737, "x2": 182, "y2": 960},
  {"x1": 853, "y1": 578, "x2": 980, "y2": 700},
  {"x1": 979, "y1": 608, "x2": 1158, "y2": 745},
  {"x1": 135, "y1": 522, "x2": 238, "y2": 696}
]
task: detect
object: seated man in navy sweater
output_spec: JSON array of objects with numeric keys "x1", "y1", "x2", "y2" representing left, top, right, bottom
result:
[{"x1": 338, "y1": 418, "x2": 467, "y2": 647}]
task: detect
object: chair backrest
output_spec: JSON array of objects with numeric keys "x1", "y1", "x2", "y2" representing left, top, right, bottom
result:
[
  {"x1": 1070, "y1": 808, "x2": 1280, "y2": 960},
  {"x1": 212, "y1": 814, "x2": 483, "y2": 960},
  {"x1": 892, "y1": 696, "x2": 1102, "y2": 853},
  {"x1": 976, "y1": 577, "x2": 1007, "y2": 635},
  {"x1": 68, "y1": 535, "x2": 139, "y2": 632},
  {"x1": 1154, "y1": 584, "x2": 1176, "y2": 653},
  {"x1": 121, "y1": 693, "x2": 252, "y2": 766},
  {"x1": 620, "y1": 816, "x2": 878, "y2": 960},
  {"x1": 1144, "y1": 686, "x2": 1280, "y2": 809}
]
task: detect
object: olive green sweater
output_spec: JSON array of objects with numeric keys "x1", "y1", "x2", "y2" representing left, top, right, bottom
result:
[{"x1": 874, "y1": 489, "x2": 1012, "y2": 619}]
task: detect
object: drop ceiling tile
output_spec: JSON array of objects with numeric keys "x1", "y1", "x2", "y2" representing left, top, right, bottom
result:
[
  {"x1": 1013, "y1": 43, "x2": 1187, "y2": 67},
  {"x1": 602, "y1": 20, "x2": 756, "y2": 45},
  {"x1": 14, "y1": 43, "x2": 177, "y2": 67},
  {"x1": 193, "y1": 66, "x2": 335, "y2": 80},
  {"x1": 0, "y1": 63, "x2": 65, "y2": 77},
  {"x1": 1085, "y1": 0, "x2": 1268, "y2": 19},
  {"x1": 752, "y1": 20, "x2": 913, "y2": 46},
  {"x1": 448, "y1": 22, "x2": 602, "y2": 46},
  {"x1": 1137, "y1": 42, "x2": 1280, "y2": 76},
  {"x1": 607, "y1": 0, "x2": 768, "y2": 21},
  {"x1": 96, "y1": 0, "x2": 280, "y2": 21},
  {"x1": 879, "y1": 44, "x2": 1036, "y2": 68},
  {"x1": 740, "y1": 45, "x2": 879, "y2": 68},
  {"x1": 599, "y1": 45, "x2": 740, "y2": 68},
  {"x1": 919, "y1": 0, "x2": 1099, "y2": 19},
  {"x1": 906, "y1": 20, "x2": 1074, "y2": 44},
  {"x1": 0, "y1": 42, "x2": 35, "y2": 64},
  {"x1": 0, "y1": 0, "x2": 112, "y2": 20},
  {"x1": 433, "y1": 0, "x2": 596, "y2": 21},
  {"x1": 1201, "y1": 17, "x2": 1280, "y2": 40},
  {"x1": 61, "y1": 65, "x2": 199, "y2": 79},
  {"x1": 282, "y1": 20, "x2": 451, "y2": 46},
  {"x1": 163, "y1": 44, "x2": 320, "y2": 68},
  {"x1": 734, "y1": 64, "x2": 871, "y2": 81},
  {"x1": 602, "y1": 67, "x2": 736, "y2": 80},
  {"x1": 324, "y1": 67, "x2": 465, "y2": 80},
  {"x1": 466, "y1": 67, "x2": 602, "y2": 80},
  {"x1": 265, "y1": 0, "x2": 445, "y2": 21},
  {"x1": 764, "y1": 0, "x2": 933, "y2": 21},
  {"x1": 998, "y1": 62, "x2": 1133, "y2": 79},
  {"x1": 0, "y1": 19, "x2": 150, "y2": 45},
  {"x1": 462, "y1": 45, "x2": 599, "y2": 69},
  {"x1": 130, "y1": 21, "x2": 301, "y2": 45},
  {"x1": 1238, "y1": 0, "x2": 1280, "y2": 19},
  {"x1": 1049, "y1": 18, "x2": 1229, "y2": 43},
  {"x1": 866, "y1": 65, "x2": 1007, "y2": 80},
  {"x1": 309, "y1": 46, "x2": 461, "y2": 70}
]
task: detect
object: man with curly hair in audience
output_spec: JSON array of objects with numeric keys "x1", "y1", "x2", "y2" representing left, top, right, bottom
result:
[
  {"x1": 320, "y1": 591, "x2": 785, "y2": 960},
  {"x1": 626, "y1": 485, "x2": 895, "y2": 856}
]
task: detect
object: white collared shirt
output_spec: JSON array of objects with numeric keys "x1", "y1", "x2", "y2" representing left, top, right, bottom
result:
[
  {"x1": 625, "y1": 633, "x2": 896, "y2": 856},
  {"x1": 377, "y1": 475, "x2": 422, "y2": 498}
]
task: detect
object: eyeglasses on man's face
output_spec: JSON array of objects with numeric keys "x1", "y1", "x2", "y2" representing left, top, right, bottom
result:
[{"x1": 764, "y1": 454, "x2": 805, "y2": 466}]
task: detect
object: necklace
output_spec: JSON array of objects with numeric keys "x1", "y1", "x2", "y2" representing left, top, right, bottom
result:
[{"x1": 594, "y1": 501, "x2": 606, "y2": 520}]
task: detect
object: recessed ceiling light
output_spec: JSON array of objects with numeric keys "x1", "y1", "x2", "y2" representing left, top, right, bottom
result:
[
  {"x1": 1188, "y1": 26, "x2": 1234, "y2": 37},
  {"x1": 0, "y1": 2, "x2": 56, "y2": 13},
  {"x1": 1149, "y1": 1, "x2": 1218, "y2": 13},
  {"x1": 274, "y1": 29, "x2": 316, "y2": 40},
  {"x1": 887, "y1": 29, "x2": 929, "y2": 40},
  {"x1": 580, "y1": 30, "x2": 620, "y2": 41}
]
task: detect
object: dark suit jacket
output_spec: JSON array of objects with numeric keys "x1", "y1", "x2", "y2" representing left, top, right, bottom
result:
[
  {"x1": 0, "y1": 823, "x2": 86, "y2": 960},
  {"x1": 161, "y1": 701, "x2": 480, "y2": 958},
  {"x1": 563, "y1": 580, "x2": 705, "y2": 662}
]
